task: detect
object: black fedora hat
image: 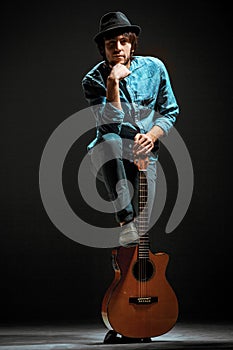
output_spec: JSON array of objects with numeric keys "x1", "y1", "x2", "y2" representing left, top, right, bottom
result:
[{"x1": 94, "y1": 11, "x2": 141, "y2": 43}]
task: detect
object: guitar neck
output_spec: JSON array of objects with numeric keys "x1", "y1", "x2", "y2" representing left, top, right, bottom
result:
[{"x1": 137, "y1": 169, "x2": 150, "y2": 260}]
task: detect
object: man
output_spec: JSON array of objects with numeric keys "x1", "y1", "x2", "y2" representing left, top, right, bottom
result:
[{"x1": 82, "y1": 11, "x2": 179, "y2": 247}]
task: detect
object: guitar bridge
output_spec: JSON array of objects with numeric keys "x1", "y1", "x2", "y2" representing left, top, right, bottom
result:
[{"x1": 129, "y1": 296, "x2": 158, "y2": 305}]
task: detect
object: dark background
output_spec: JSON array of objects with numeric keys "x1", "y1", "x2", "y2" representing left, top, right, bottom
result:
[{"x1": 1, "y1": 0, "x2": 231, "y2": 325}]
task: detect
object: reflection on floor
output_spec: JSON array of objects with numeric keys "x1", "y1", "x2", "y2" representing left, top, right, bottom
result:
[{"x1": 0, "y1": 321, "x2": 232, "y2": 349}]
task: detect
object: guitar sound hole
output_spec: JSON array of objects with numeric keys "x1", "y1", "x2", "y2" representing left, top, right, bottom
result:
[{"x1": 132, "y1": 260, "x2": 155, "y2": 282}]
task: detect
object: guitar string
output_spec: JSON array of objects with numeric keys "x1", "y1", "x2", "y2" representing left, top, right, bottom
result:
[
  {"x1": 138, "y1": 170, "x2": 141, "y2": 298},
  {"x1": 139, "y1": 170, "x2": 142, "y2": 298},
  {"x1": 139, "y1": 170, "x2": 148, "y2": 298},
  {"x1": 144, "y1": 171, "x2": 148, "y2": 298},
  {"x1": 140, "y1": 170, "x2": 144, "y2": 298}
]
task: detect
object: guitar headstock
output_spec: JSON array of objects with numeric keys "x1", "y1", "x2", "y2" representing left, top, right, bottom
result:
[{"x1": 134, "y1": 154, "x2": 149, "y2": 171}]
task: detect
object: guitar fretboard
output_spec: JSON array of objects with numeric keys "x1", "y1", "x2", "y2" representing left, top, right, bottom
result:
[{"x1": 137, "y1": 170, "x2": 150, "y2": 260}]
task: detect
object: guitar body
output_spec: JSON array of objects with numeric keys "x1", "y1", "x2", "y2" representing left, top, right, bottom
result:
[{"x1": 101, "y1": 246, "x2": 178, "y2": 339}]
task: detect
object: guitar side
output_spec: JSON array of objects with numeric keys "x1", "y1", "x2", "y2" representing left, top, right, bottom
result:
[
  {"x1": 102, "y1": 246, "x2": 178, "y2": 339},
  {"x1": 101, "y1": 246, "x2": 136, "y2": 330}
]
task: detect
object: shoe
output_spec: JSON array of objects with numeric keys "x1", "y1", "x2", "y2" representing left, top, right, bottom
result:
[{"x1": 119, "y1": 221, "x2": 139, "y2": 247}]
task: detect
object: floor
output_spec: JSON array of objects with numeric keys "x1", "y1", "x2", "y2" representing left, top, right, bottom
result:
[{"x1": 0, "y1": 321, "x2": 232, "y2": 350}]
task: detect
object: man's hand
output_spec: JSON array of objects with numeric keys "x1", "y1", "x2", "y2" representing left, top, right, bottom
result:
[
  {"x1": 133, "y1": 133, "x2": 154, "y2": 155},
  {"x1": 134, "y1": 126, "x2": 164, "y2": 155},
  {"x1": 108, "y1": 63, "x2": 131, "y2": 81}
]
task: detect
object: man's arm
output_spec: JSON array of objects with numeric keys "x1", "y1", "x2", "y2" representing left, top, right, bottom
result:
[
  {"x1": 82, "y1": 63, "x2": 131, "y2": 135},
  {"x1": 134, "y1": 59, "x2": 179, "y2": 155},
  {"x1": 106, "y1": 63, "x2": 131, "y2": 109}
]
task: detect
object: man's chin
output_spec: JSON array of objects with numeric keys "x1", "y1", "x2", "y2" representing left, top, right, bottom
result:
[{"x1": 111, "y1": 58, "x2": 125, "y2": 65}]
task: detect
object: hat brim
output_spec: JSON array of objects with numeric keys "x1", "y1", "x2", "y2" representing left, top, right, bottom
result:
[{"x1": 94, "y1": 25, "x2": 141, "y2": 43}]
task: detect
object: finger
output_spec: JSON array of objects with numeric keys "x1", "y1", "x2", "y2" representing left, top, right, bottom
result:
[
  {"x1": 137, "y1": 144, "x2": 153, "y2": 155},
  {"x1": 133, "y1": 144, "x2": 140, "y2": 153},
  {"x1": 134, "y1": 144, "x2": 146, "y2": 154},
  {"x1": 136, "y1": 138, "x2": 154, "y2": 152},
  {"x1": 140, "y1": 138, "x2": 150, "y2": 146},
  {"x1": 136, "y1": 139, "x2": 150, "y2": 148},
  {"x1": 134, "y1": 136, "x2": 146, "y2": 146},
  {"x1": 134, "y1": 133, "x2": 142, "y2": 142}
]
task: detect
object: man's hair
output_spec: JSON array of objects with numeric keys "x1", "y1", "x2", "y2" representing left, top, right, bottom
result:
[{"x1": 96, "y1": 31, "x2": 138, "y2": 61}]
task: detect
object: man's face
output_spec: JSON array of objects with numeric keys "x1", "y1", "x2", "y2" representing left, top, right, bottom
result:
[{"x1": 104, "y1": 34, "x2": 132, "y2": 68}]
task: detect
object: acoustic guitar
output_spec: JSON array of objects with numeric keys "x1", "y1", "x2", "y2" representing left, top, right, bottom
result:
[{"x1": 101, "y1": 155, "x2": 178, "y2": 340}]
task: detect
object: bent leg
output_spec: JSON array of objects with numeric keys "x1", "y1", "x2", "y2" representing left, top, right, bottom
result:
[{"x1": 90, "y1": 133, "x2": 134, "y2": 224}]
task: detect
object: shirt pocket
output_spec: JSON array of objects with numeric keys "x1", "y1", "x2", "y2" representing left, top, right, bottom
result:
[{"x1": 134, "y1": 77, "x2": 157, "y2": 108}]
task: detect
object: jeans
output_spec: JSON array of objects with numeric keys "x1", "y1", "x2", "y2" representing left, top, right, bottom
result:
[{"x1": 90, "y1": 132, "x2": 157, "y2": 225}]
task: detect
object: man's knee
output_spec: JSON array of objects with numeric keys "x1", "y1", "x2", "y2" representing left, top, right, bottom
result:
[
  {"x1": 101, "y1": 133, "x2": 123, "y2": 153},
  {"x1": 91, "y1": 133, "x2": 123, "y2": 169},
  {"x1": 102, "y1": 133, "x2": 122, "y2": 142}
]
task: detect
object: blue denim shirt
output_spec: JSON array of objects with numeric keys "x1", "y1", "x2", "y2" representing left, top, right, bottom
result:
[{"x1": 82, "y1": 56, "x2": 179, "y2": 160}]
